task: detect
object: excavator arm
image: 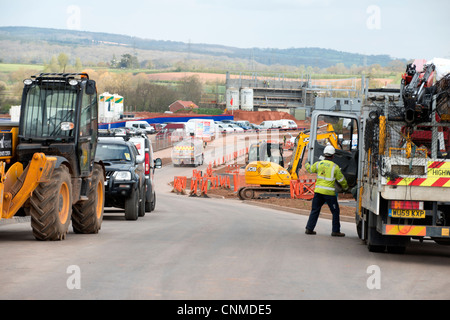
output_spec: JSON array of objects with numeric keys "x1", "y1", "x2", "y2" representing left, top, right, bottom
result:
[{"x1": 288, "y1": 124, "x2": 340, "y2": 180}]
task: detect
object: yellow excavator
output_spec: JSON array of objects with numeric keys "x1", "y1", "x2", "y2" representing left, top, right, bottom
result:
[{"x1": 239, "y1": 124, "x2": 340, "y2": 200}]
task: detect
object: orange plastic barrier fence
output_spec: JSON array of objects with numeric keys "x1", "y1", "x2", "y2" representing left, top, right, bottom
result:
[{"x1": 290, "y1": 178, "x2": 316, "y2": 200}]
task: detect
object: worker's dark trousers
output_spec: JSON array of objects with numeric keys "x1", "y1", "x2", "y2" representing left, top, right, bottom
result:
[{"x1": 306, "y1": 193, "x2": 340, "y2": 233}]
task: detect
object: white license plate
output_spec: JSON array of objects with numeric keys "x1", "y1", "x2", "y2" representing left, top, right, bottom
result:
[{"x1": 389, "y1": 209, "x2": 426, "y2": 219}]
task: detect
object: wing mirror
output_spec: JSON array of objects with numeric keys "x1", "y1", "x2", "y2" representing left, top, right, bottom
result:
[
  {"x1": 85, "y1": 80, "x2": 96, "y2": 95},
  {"x1": 154, "y1": 158, "x2": 162, "y2": 169}
]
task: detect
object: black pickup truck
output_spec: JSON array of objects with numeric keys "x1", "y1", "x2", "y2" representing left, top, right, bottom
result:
[{"x1": 96, "y1": 137, "x2": 145, "y2": 221}]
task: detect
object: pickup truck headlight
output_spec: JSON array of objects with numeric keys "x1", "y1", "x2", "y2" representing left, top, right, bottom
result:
[{"x1": 113, "y1": 171, "x2": 132, "y2": 181}]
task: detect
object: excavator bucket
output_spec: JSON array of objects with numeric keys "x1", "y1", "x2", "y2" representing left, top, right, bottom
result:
[{"x1": 1, "y1": 153, "x2": 56, "y2": 220}]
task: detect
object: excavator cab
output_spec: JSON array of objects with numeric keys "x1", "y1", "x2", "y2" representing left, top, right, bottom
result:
[
  {"x1": 247, "y1": 140, "x2": 284, "y2": 167},
  {"x1": 308, "y1": 112, "x2": 360, "y2": 189}
]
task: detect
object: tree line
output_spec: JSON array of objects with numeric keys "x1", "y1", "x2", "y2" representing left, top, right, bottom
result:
[
  {"x1": 0, "y1": 64, "x2": 205, "y2": 114},
  {"x1": 0, "y1": 51, "x2": 409, "y2": 114}
]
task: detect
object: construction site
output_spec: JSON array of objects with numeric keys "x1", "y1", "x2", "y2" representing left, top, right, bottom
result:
[
  {"x1": 1, "y1": 59, "x2": 450, "y2": 301},
  {"x1": 223, "y1": 71, "x2": 365, "y2": 118}
]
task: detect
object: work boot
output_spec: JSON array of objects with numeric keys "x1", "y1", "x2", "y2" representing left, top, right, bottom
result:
[
  {"x1": 331, "y1": 232, "x2": 345, "y2": 237},
  {"x1": 305, "y1": 229, "x2": 316, "y2": 235}
]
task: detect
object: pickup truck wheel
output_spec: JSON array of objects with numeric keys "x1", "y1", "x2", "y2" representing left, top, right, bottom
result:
[
  {"x1": 125, "y1": 186, "x2": 139, "y2": 221},
  {"x1": 30, "y1": 166, "x2": 72, "y2": 241},
  {"x1": 72, "y1": 164, "x2": 105, "y2": 234}
]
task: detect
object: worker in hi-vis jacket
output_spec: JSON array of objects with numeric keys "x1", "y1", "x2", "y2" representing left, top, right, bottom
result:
[{"x1": 305, "y1": 145, "x2": 348, "y2": 237}]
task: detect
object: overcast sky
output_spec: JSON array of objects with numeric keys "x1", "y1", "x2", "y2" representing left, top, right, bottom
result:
[{"x1": 1, "y1": 0, "x2": 449, "y2": 61}]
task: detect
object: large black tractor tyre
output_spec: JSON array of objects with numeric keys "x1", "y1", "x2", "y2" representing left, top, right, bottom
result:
[
  {"x1": 30, "y1": 166, "x2": 72, "y2": 241},
  {"x1": 72, "y1": 164, "x2": 105, "y2": 234}
]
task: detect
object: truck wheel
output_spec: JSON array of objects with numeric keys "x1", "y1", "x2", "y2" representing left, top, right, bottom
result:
[
  {"x1": 125, "y1": 186, "x2": 139, "y2": 221},
  {"x1": 145, "y1": 188, "x2": 156, "y2": 212},
  {"x1": 150, "y1": 192, "x2": 156, "y2": 212},
  {"x1": 72, "y1": 164, "x2": 105, "y2": 234},
  {"x1": 30, "y1": 166, "x2": 72, "y2": 241},
  {"x1": 138, "y1": 184, "x2": 145, "y2": 217},
  {"x1": 367, "y1": 211, "x2": 386, "y2": 253}
]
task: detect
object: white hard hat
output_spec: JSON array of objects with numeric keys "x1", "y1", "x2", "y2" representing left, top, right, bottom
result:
[{"x1": 324, "y1": 144, "x2": 336, "y2": 156}]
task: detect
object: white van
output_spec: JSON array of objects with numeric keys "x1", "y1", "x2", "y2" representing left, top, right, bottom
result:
[
  {"x1": 260, "y1": 121, "x2": 281, "y2": 129},
  {"x1": 278, "y1": 119, "x2": 298, "y2": 130},
  {"x1": 186, "y1": 119, "x2": 216, "y2": 142},
  {"x1": 171, "y1": 138, "x2": 204, "y2": 167},
  {"x1": 126, "y1": 121, "x2": 156, "y2": 134}
]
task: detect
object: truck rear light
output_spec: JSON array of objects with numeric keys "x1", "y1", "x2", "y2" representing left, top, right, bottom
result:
[
  {"x1": 390, "y1": 201, "x2": 424, "y2": 210},
  {"x1": 145, "y1": 153, "x2": 150, "y2": 175}
]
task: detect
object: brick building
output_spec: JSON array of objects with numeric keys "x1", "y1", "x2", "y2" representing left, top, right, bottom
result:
[{"x1": 169, "y1": 100, "x2": 199, "y2": 113}]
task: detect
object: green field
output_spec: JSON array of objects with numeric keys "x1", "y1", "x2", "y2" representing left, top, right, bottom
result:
[{"x1": 0, "y1": 63, "x2": 44, "y2": 74}]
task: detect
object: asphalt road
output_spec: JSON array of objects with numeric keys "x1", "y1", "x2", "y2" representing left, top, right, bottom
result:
[{"x1": 0, "y1": 134, "x2": 449, "y2": 300}]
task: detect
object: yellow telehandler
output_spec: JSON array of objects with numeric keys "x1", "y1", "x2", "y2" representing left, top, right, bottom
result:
[{"x1": 0, "y1": 73, "x2": 105, "y2": 241}]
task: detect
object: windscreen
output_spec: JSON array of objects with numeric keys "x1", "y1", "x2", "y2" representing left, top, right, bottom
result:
[
  {"x1": 22, "y1": 83, "x2": 77, "y2": 138},
  {"x1": 96, "y1": 143, "x2": 133, "y2": 162}
]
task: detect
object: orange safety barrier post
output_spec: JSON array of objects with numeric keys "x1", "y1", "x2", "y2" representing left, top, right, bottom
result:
[
  {"x1": 192, "y1": 169, "x2": 202, "y2": 180},
  {"x1": 290, "y1": 180, "x2": 300, "y2": 199},
  {"x1": 173, "y1": 176, "x2": 187, "y2": 195},
  {"x1": 200, "y1": 178, "x2": 209, "y2": 197},
  {"x1": 233, "y1": 173, "x2": 241, "y2": 192},
  {"x1": 219, "y1": 175, "x2": 231, "y2": 189},
  {"x1": 206, "y1": 164, "x2": 214, "y2": 178},
  {"x1": 190, "y1": 177, "x2": 199, "y2": 196}
]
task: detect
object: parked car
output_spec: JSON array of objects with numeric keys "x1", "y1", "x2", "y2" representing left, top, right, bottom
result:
[
  {"x1": 217, "y1": 124, "x2": 234, "y2": 134},
  {"x1": 228, "y1": 124, "x2": 245, "y2": 133},
  {"x1": 150, "y1": 123, "x2": 164, "y2": 133},
  {"x1": 249, "y1": 123, "x2": 262, "y2": 131},
  {"x1": 156, "y1": 123, "x2": 187, "y2": 140},
  {"x1": 235, "y1": 121, "x2": 252, "y2": 131},
  {"x1": 96, "y1": 137, "x2": 146, "y2": 221},
  {"x1": 126, "y1": 120, "x2": 156, "y2": 134},
  {"x1": 114, "y1": 126, "x2": 142, "y2": 135}
]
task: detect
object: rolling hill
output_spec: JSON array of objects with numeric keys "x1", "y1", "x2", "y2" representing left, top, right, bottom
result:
[{"x1": 0, "y1": 26, "x2": 403, "y2": 69}]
